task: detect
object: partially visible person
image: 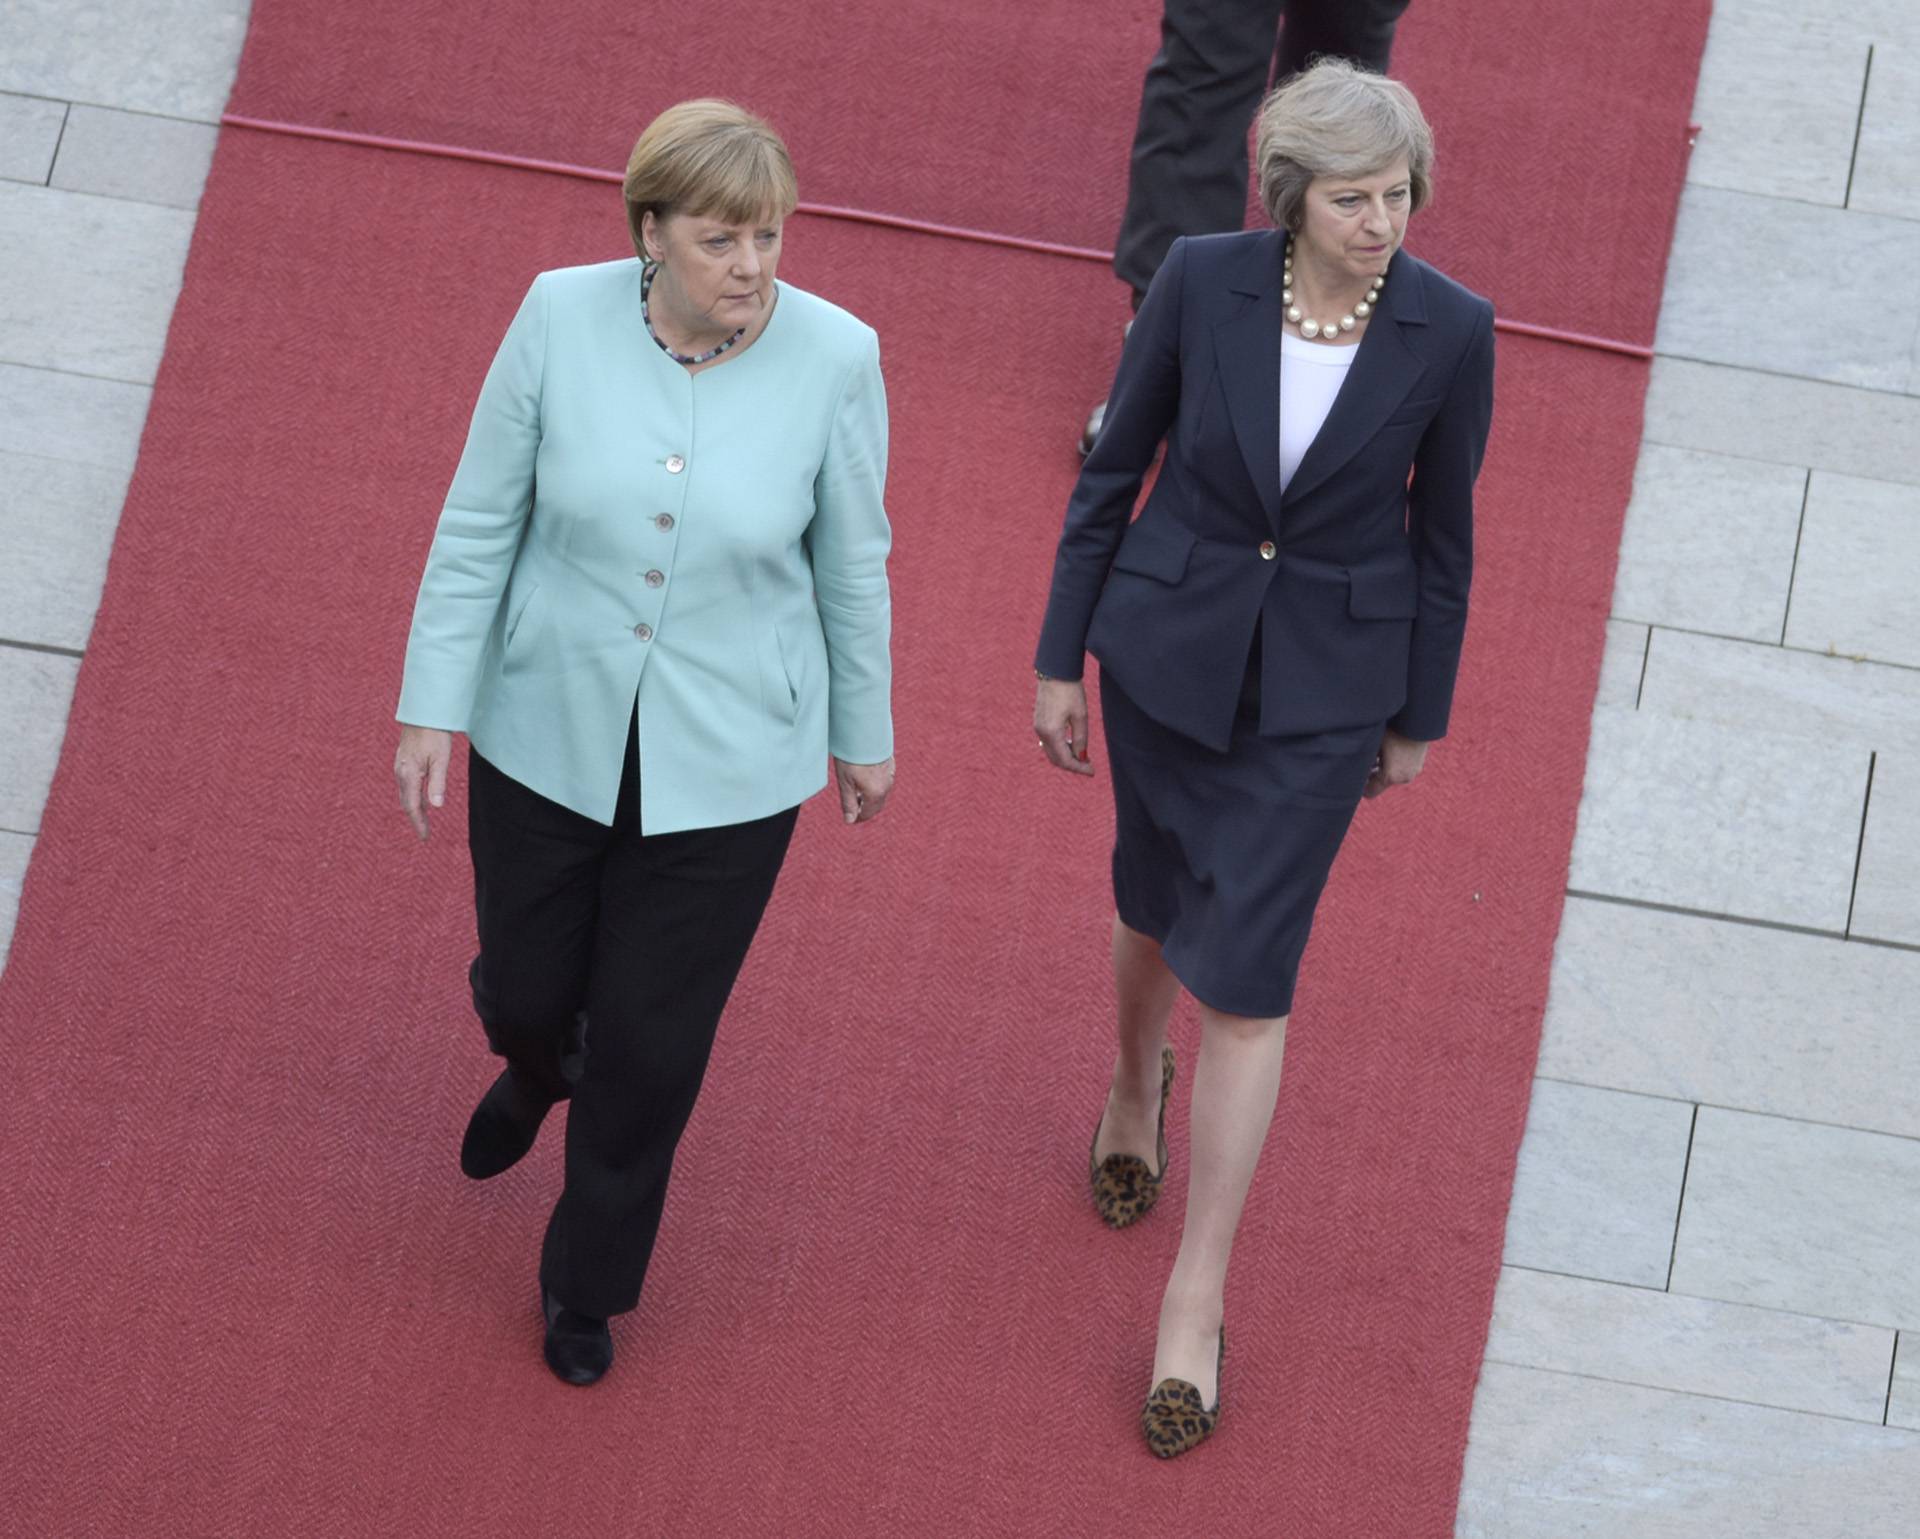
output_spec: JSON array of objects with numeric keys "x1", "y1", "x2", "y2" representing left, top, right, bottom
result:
[
  {"x1": 392, "y1": 99, "x2": 896, "y2": 1388},
  {"x1": 1083, "y1": 0, "x2": 1413, "y2": 453},
  {"x1": 1034, "y1": 60, "x2": 1493, "y2": 1459}
]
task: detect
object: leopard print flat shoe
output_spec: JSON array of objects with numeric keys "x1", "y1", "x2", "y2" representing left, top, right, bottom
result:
[
  {"x1": 1089, "y1": 1045, "x2": 1176, "y2": 1228},
  {"x1": 1140, "y1": 1327, "x2": 1225, "y2": 1460}
]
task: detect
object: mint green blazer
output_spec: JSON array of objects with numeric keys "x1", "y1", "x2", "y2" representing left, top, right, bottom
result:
[{"x1": 396, "y1": 259, "x2": 893, "y2": 833}]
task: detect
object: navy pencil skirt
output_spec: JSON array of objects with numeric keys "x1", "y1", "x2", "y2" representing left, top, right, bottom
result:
[{"x1": 1099, "y1": 653, "x2": 1385, "y2": 1019}]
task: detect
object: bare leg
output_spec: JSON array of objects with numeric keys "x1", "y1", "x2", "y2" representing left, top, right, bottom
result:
[
  {"x1": 1152, "y1": 1002, "x2": 1289, "y2": 1405},
  {"x1": 1092, "y1": 915, "x2": 1183, "y2": 1170}
]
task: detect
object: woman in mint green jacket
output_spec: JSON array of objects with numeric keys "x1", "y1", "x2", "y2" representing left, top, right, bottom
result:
[{"x1": 391, "y1": 100, "x2": 895, "y2": 1387}]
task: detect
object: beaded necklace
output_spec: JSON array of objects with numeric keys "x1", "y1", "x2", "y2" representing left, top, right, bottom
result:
[{"x1": 641, "y1": 260, "x2": 748, "y2": 366}]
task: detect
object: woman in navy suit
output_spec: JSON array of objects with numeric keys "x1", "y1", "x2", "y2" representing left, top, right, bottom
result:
[{"x1": 1033, "y1": 60, "x2": 1494, "y2": 1458}]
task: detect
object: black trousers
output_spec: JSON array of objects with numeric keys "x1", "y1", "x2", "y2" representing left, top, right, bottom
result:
[
  {"x1": 466, "y1": 714, "x2": 798, "y2": 1318},
  {"x1": 1113, "y1": 0, "x2": 1413, "y2": 298}
]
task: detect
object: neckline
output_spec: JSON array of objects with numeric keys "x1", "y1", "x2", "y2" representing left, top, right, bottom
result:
[{"x1": 638, "y1": 266, "x2": 786, "y2": 378}]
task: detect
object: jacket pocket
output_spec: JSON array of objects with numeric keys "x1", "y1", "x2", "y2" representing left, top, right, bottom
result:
[
  {"x1": 1346, "y1": 562, "x2": 1419, "y2": 620},
  {"x1": 502, "y1": 583, "x2": 544, "y2": 654},
  {"x1": 1109, "y1": 516, "x2": 1198, "y2": 584}
]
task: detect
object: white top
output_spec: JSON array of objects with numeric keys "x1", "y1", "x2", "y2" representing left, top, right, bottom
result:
[{"x1": 1279, "y1": 328, "x2": 1359, "y2": 492}]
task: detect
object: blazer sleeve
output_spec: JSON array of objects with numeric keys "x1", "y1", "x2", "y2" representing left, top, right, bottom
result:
[
  {"x1": 807, "y1": 329, "x2": 895, "y2": 765},
  {"x1": 395, "y1": 274, "x2": 549, "y2": 732},
  {"x1": 1391, "y1": 298, "x2": 1495, "y2": 742},
  {"x1": 1032, "y1": 237, "x2": 1188, "y2": 680}
]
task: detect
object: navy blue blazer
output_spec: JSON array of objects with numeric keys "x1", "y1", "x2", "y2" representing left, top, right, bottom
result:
[{"x1": 1035, "y1": 229, "x2": 1495, "y2": 748}]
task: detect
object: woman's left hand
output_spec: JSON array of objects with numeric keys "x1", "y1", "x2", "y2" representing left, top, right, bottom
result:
[
  {"x1": 1362, "y1": 730, "x2": 1430, "y2": 799},
  {"x1": 834, "y1": 756, "x2": 896, "y2": 825}
]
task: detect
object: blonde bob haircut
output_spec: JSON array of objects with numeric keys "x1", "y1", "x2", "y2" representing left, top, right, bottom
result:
[
  {"x1": 623, "y1": 99, "x2": 799, "y2": 259},
  {"x1": 1254, "y1": 60, "x2": 1435, "y2": 234}
]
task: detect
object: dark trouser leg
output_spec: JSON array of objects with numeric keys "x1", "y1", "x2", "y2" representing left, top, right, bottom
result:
[
  {"x1": 1275, "y1": 0, "x2": 1412, "y2": 80},
  {"x1": 1112, "y1": 0, "x2": 1414, "y2": 300},
  {"x1": 539, "y1": 802, "x2": 799, "y2": 1319},
  {"x1": 1114, "y1": 0, "x2": 1285, "y2": 299},
  {"x1": 466, "y1": 744, "x2": 607, "y2": 1102}
]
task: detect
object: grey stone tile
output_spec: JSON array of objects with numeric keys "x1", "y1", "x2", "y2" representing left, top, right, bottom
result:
[
  {"x1": 1595, "y1": 621, "x2": 1648, "y2": 710},
  {"x1": 1486, "y1": 1266, "x2": 1896, "y2": 1423},
  {"x1": 1892, "y1": 1336, "x2": 1919, "y2": 1432},
  {"x1": 1686, "y1": 10, "x2": 1863, "y2": 206},
  {"x1": 1502, "y1": 1080, "x2": 1694, "y2": 1289},
  {"x1": 1612, "y1": 446, "x2": 1804, "y2": 642},
  {"x1": 0, "y1": 450, "x2": 129, "y2": 652},
  {"x1": 1672, "y1": 1108, "x2": 1920, "y2": 1329},
  {"x1": 1639, "y1": 627, "x2": 1920, "y2": 757},
  {"x1": 1458, "y1": 1361, "x2": 1920, "y2": 1538},
  {"x1": 0, "y1": 179, "x2": 193, "y2": 383},
  {"x1": 1850, "y1": 49, "x2": 1920, "y2": 223},
  {"x1": 49, "y1": 105, "x2": 217, "y2": 210},
  {"x1": 0, "y1": 93, "x2": 67, "y2": 185},
  {"x1": 1654, "y1": 187, "x2": 1920, "y2": 392},
  {"x1": 1568, "y1": 708, "x2": 1868, "y2": 931},
  {"x1": 1541, "y1": 898, "x2": 1920, "y2": 1140},
  {"x1": 0, "y1": 0, "x2": 249, "y2": 124},
  {"x1": 0, "y1": 646, "x2": 80, "y2": 836},
  {"x1": 1852, "y1": 753, "x2": 1920, "y2": 946},
  {"x1": 0, "y1": 829, "x2": 30, "y2": 976},
  {"x1": 0, "y1": 362, "x2": 149, "y2": 470},
  {"x1": 1643, "y1": 358, "x2": 1920, "y2": 489},
  {"x1": 1783, "y1": 472, "x2": 1920, "y2": 669}
]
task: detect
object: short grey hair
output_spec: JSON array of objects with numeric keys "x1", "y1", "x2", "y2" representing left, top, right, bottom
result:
[{"x1": 1254, "y1": 59, "x2": 1435, "y2": 233}]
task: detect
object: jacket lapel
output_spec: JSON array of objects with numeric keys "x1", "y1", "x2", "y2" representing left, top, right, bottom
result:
[
  {"x1": 1212, "y1": 232, "x2": 1285, "y2": 531},
  {"x1": 1282, "y1": 248, "x2": 1429, "y2": 508}
]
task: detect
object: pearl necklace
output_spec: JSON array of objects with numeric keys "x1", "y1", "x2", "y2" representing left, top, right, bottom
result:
[
  {"x1": 641, "y1": 260, "x2": 747, "y2": 366},
  {"x1": 1282, "y1": 239, "x2": 1385, "y2": 342}
]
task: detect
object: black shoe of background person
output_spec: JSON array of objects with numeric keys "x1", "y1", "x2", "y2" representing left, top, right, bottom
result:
[
  {"x1": 459, "y1": 1065, "x2": 555, "y2": 1180},
  {"x1": 1077, "y1": 317, "x2": 1136, "y2": 458},
  {"x1": 542, "y1": 1286, "x2": 614, "y2": 1386}
]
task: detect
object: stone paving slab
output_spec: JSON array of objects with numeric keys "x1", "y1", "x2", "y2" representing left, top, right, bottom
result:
[
  {"x1": 0, "y1": 830, "x2": 30, "y2": 973},
  {"x1": 0, "y1": 362, "x2": 150, "y2": 470},
  {"x1": 1851, "y1": 752, "x2": 1920, "y2": 946},
  {"x1": 1850, "y1": 46, "x2": 1920, "y2": 223},
  {"x1": 1643, "y1": 357, "x2": 1920, "y2": 489},
  {"x1": 1541, "y1": 897, "x2": 1920, "y2": 1140},
  {"x1": 0, "y1": 449, "x2": 129, "y2": 652},
  {"x1": 0, "y1": 179, "x2": 195, "y2": 383},
  {"x1": 1594, "y1": 620, "x2": 1647, "y2": 710},
  {"x1": 1457, "y1": 1361, "x2": 1920, "y2": 1538},
  {"x1": 0, "y1": 92, "x2": 67, "y2": 185},
  {"x1": 1891, "y1": 1337, "x2": 1919, "y2": 1431},
  {"x1": 1783, "y1": 471, "x2": 1920, "y2": 669},
  {"x1": 1655, "y1": 186, "x2": 1920, "y2": 392},
  {"x1": 1672, "y1": 1107, "x2": 1920, "y2": 1329},
  {"x1": 1611, "y1": 444, "x2": 1804, "y2": 643},
  {"x1": 1684, "y1": 4, "x2": 1863, "y2": 206},
  {"x1": 0, "y1": 647, "x2": 80, "y2": 835},
  {"x1": 1638, "y1": 627, "x2": 1920, "y2": 756},
  {"x1": 50, "y1": 104, "x2": 219, "y2": 210},
  {"x1": 1485, "y1": 1265, "x2": 1896, "y2": 1423},
  {"x1": 1502, "y1": 1080, "x2": 1695, "y2": 1289},
  {"x1": 0, "y1": 0, "x2": 249, "y2": 124},
  {"x1": 1568, "y1": 707, "x2": 1868, "y2": 932}
]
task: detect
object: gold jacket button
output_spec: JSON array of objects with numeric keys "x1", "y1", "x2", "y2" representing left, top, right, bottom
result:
[{"x1": 1259, "y1": 541, "x2": 1276, "y2": 560}]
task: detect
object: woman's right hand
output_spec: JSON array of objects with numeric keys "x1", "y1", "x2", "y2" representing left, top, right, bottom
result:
[
  {"x1": 394, "y1": 725, "x2": 454, "y2": 840},
  {"x1": 1035, "y1": 677, "x2": 1095, "y2": 777}
]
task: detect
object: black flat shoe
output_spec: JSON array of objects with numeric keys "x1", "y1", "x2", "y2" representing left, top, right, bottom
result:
[
  {"x1": 459, "y1": 1067, "x2": 554, "y2": 1180},
  {"x1": 541, "y1": 1286, "x2": 613, "y2": 1386}
]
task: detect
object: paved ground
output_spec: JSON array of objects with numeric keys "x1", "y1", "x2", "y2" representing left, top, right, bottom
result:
[{"x1": 3, "y1": 1, "x2": 1917, "y2": 1530}]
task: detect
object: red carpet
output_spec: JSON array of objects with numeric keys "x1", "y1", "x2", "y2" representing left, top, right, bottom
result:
[{"x1": 0, "y1": 2, "x2": 1708, "y2": 1534}]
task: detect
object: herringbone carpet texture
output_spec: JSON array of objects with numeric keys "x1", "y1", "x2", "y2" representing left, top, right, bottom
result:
[{"x1": 0, "y1": 2, "x2": 1710, "y2": 1534}]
